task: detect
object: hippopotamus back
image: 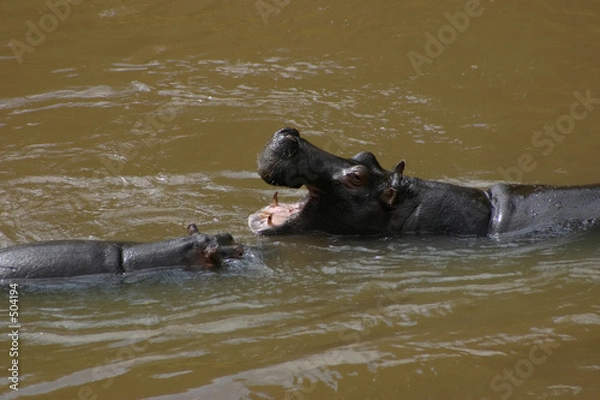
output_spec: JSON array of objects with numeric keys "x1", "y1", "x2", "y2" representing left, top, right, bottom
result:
[
  {"x1": 488, "y1": 183, "x2": 600, "y2": 235},
  {"x1": 0, "y1": 241, "x2": 122, "y2": 279}
]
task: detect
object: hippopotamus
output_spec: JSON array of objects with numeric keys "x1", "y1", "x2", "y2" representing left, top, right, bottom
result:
[
  {"x1": 249, "y1": 127, "x2": 600, "y2": 236},
  {"x1": 0, "y1": 224, "x2": 243, "y2": 280}
]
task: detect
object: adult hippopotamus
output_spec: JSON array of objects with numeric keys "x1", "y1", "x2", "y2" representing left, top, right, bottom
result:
[
  {"x1": 0, "y1": 224, "x2": 243, "y2": 280},
  {"x1": 249, "y1": 127, "x2": 600, "y2": 236}
]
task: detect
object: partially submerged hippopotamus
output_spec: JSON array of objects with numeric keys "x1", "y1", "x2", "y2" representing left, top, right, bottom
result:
[
  {"x1": 0, "y1": 224, "x2": 243, "y2": 280},
  {"x1": 249, "y1": 127, "x2": 600, "y2": 236}
]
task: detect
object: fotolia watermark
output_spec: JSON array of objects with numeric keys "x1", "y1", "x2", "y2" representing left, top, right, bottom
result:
[
  {"x1": 408, "y1": 0, "x2": 485, "y2": 76},
  {"x1": 497, "y1": 89, "x2": 599, "y2": 183},
  {"x1": 8, "y1": 0, "x2": 86, "y2": 64},
  {"x1": 481, "y1": 340, "x2": 560, "y2": 400}
]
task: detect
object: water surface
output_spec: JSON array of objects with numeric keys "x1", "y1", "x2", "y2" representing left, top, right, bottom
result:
[{"x1": 1, "y1": 1, "x2": 599, "y2": 399}]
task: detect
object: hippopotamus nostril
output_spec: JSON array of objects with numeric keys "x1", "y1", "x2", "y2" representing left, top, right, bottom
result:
[
  {"x1": 230, "y1": 245, "x2": 244, "y2": 258},
  {"x1": 203, "y1": 244, "x2": 222, "y2": 267},
  {"x1": 277, "y1": 127, "x2": 300, "y2": 137},
  {"x1": 284, "y1": 134, "x2": 298, "y2": 143}
]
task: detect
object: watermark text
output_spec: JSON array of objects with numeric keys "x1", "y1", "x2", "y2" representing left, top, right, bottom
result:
[{"x1": 7, "y1": 283, "x2": 20, "y2": 392}]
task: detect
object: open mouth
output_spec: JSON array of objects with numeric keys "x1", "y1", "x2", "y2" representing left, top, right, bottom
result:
[
  {"x1": 250, "y1": 127, "x2": 329, "y2": 234},
  {"x1": 248, "y1": 191, "x2": 311, "y2": 234}
]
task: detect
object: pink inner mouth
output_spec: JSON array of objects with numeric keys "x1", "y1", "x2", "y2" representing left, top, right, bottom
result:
[{"x1": 248, "y1": 192, "x2": 305, "y2": 233}]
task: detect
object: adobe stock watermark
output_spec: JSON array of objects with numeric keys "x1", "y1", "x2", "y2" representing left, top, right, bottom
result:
[
  {"x1": 498, "y1": 89, "x2": 599, "y2": 183},
  {"x1": 255, "y1": 0, "x2": 291, "y2": 25},
  {"x1": 97, "y1": 99, "x2": 185, "y2": 177},
  {"x1": 8, "y1": 0, "x2": 86, "y2": 64},
  {"x1": 284, "y1": 284, "x2": 407, "y2": 400},
  {"x1": 71, "y1": 328, "x2": 154, "y2": 400},
  {"x1": 7, "y1": 283, "x2": 20, "y2": 392},
  {"x1": 408, "y1": 0, "x2": 484, "y2": 76},
  {"x1": 481, "y1": 340, "x2": 560, "y2": 400}
]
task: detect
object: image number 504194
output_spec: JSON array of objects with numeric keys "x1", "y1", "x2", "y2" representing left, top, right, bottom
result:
[{"x1": 9, "y1": 283, "x2": 19, "y2": 323}]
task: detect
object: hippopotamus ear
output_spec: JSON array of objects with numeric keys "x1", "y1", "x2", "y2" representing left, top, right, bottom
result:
[
  {"x1": 187, "y1": 224, "x2": 200, "y2": 236},
  {"x1": 393, "y1": 160, "x2": 405, "y2": 175}
]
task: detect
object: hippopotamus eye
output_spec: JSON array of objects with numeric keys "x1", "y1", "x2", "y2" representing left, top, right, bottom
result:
[{"x1": 346, "y1": 166, "x2": 367, "y2": 186}]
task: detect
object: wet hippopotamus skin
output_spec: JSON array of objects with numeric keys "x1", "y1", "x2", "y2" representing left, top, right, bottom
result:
[
  {"x1": 0, "y1": 224, "x2": 243, "y2": 280},
  {"x1": 249, "y1": 127, "x2": 600, "y2": 236}
]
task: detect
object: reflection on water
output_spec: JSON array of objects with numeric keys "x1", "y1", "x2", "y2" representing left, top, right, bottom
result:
[
  {"x1": 3, "y1": 230, "x2": 599, "y2": 399},
  {"x1": 1, "y1": 0, "x2": 600, "y2": 398}
]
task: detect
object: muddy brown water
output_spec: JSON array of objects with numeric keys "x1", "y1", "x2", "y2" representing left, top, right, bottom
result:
[{"x1": 1, "y1": 1, "x2": 600, "y2": 399}]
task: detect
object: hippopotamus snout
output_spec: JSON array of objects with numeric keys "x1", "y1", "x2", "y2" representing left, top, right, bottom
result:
[
  {"x1": 186, "y1": 224, "x2": 244, "y2": 268},
  {"x1": 260, "y1": 127, "x2": 300, "y2": 159},
  {"x1": 187, "y1": 224, "x2": 244, "y2": 267},
  {"x1": 270, "y1": 127, "x2": 301, "y2": 150},
  {"x1": 203, "y1": 243, "x2": 245, "y2": 267},
  {"x1": 257, "y1": 127, "x2": 305, "y2": 188}
]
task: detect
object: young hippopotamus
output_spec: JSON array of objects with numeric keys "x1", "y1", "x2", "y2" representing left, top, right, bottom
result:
[
  {"x1": 249, "y1": 127, "x2": 600, "y2": 236},
  {"x1": 0, "y1": 224, "x2": 244, "y2": 280}
]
